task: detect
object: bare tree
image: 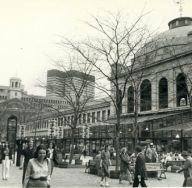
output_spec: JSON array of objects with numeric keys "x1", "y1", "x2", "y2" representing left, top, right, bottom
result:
[
  {"x1": 62, "y1": 13, "x2": 153, "y2": 169},
  {"x1": 38, "y1": 57, "x2": 95, "y2": 163}
]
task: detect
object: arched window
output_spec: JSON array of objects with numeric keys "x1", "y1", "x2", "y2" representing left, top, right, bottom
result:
[
  {"x1": 118, "y1": 90, "x2": 122, "y2": 114},
  {"x1": 127, "y1": 86, "x2": 134, "y2": 113},
  {"x1": 159, "y1": 78, "x2": 168, "y2": 109},
  {"x1": 176, "y1": 73, "x2": 188, "y2": 107},
  {"x1": 140, "y1": 79, "x2": 151, "y2": 111}
]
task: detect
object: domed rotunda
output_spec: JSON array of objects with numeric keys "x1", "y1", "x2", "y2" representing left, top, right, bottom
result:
[{"x1": 118, "y1": 16, "x2": 192, "y2": 151}]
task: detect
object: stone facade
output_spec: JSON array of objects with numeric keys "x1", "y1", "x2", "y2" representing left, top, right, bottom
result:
[{"x1": 109, "y1": 16, "x2": 192, "y2": 151}]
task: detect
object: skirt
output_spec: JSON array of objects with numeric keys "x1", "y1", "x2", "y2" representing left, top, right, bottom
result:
[
  {"x1": 101, "y1": 163, "x2": 109, "y2": 177},
  {"x1": 26, "y1": 179, "x2": 49, "y2": 188}
]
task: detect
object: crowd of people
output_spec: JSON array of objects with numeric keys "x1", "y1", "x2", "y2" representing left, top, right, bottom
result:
[
  {"x1": 1, "y1": 139, "x2": 58, "y2": 188},
  {"x1": 93, "y1": 143, "x2": 192, "y2": 187},
  {"x1": 96, "y1": 145, "x2": 147, "y2": 187},
  {"x1": 1, "y1": 140, "x2": 192, "y2": 187}
]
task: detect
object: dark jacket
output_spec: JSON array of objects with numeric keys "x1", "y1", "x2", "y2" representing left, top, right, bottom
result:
[
  {"x1": 134, "y1": 152, "x2": 146, "y2": 178},
  {"x1": 120, "y1": 152, "x2": 130, "y2": 173},
  {"x1": 178, "y1": 157, "x2": 192, "y2": 179},
  {"x1": 47, "y1": 148, "x2": 58, "y2": 165},
  {"x1": 1, "y1": 148, "x2": 12, "y2": 160}
]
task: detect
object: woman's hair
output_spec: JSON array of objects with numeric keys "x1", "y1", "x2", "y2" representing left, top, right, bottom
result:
[
  {"x1": 104, "y1": 145, "x2": 109, "y2": 151},
  {"x1": 5, "y1": 142, "x2": 9, "y2": 147},
  {"x1": 48, "y1": 142, "x2": 55, "y2": 149},
  {"x1": 34, "y1": 144, "x2": 48, "y2": 159},
  {"x1": 135, "y1": 145, "x2": 142, "y2": 153},
  {"x1": 121, "y1": 147, "x2": 126, "y2": 154}
]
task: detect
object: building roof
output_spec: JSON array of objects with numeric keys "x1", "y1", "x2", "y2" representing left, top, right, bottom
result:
[
  {"x1": 47, "y1": 69, "x2": 95, "y2": 82},
  {"x1": 135, "y1": 17, "x2": 192, "y2": 63},
  {"x1": 159, "y1": 25, "x2": 192, "y2": 39},
  {"x1": 0, "y1": 86, "x2": 9, "y2": 89}
]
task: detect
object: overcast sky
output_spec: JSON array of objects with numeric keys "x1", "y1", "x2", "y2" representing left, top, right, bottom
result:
[{"x1": 0, "y1": 0, "x2": 191, "y2": 96}]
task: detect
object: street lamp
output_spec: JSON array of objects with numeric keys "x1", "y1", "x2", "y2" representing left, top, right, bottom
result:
[{"x1": 175, "y1": 134, "x2": 180, "y2": 139}]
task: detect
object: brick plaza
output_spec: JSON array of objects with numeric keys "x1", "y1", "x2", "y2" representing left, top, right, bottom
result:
[{"x1": 0, "y1": 164, "x2": 185, "y2": 187}]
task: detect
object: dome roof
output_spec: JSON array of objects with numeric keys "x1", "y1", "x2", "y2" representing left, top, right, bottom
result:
[
  {"x1": 153, "y1": 17, "x2": 192, "y2": 44},
  {"x1": 135, "y1": 17, "x2": 192, "y2": 64},
  {"x1": 157, "y1": 25, "x2": 192, "y2": 39}
]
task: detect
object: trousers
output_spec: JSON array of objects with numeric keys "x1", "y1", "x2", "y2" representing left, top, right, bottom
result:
[
  {"x1": 2, "y1": 156, "x2": 10, "y2": 179},
  {"x1": 133, "y1": 176, "x2": 147, "y2": 187}
]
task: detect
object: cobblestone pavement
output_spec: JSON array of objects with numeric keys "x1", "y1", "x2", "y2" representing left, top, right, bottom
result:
[{"x1": 0, "y1": 164, "x2": 184, "y2": 187}]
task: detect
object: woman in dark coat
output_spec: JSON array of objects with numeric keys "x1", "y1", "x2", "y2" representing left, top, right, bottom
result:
[{"x1": 119, "y1": 147, "x2": 133, "y2": 185}]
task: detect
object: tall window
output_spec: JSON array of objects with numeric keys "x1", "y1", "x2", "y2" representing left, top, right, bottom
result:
[
  {"x1": 97, "y1": 111, "x2": 101, "y2": 122},
  {"x1": 118, "y1": 90, "x2": 122, "y2": 114},
  {"x1": 102, "y1": 110, "x2": 106, "y2": 121},
  {"x1": 107, "y1": 110, "x2": 110, "y2": 119},
  {"x1": 159, "y1": 78, "x2": 168, "y2": 109},
  {"x1": 140, "y1": 79, "x2": 151, "y2": 111},
  {"x1": 87, "y1": 113, "x2": 91, "y2": 123},
  {"x1": 83, "y1": 114, "x2": 86, "y2": 123},
  {"x1": 127, "y1": 86, "x2": 134, "y2": 113},
  {"x1": 176, "y1": 73, "x2": 188, "y2": 106},
  {"x1": 79, "y1": 114, "x2": 82, "y2": 124},
  {"x1": 92, "y1": 112, "x2": 95, "y2": 123}
]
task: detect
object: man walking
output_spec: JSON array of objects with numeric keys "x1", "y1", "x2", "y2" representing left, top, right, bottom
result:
[
  {"x1": 133, "y1": 146, "x2": 147, "y2": 187},
  {"x1": 21, "y1": 138, "x2": 35, "y2": 185},
  {"x1": 177, "y1": 151, "x2": 192, "y2": 187}
]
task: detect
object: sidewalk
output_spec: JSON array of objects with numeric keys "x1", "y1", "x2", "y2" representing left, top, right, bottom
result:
[{"x1": 0, "y1": 164, "x2": 184, "y2": 187}]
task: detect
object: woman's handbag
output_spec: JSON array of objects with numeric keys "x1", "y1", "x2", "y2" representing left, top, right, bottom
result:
[
  {"x1": 186, "y1": 162, "x2": 192, "y2": 186},
  {"x1": 186, "y1": 177, "x2": 192, "y2": 186}
]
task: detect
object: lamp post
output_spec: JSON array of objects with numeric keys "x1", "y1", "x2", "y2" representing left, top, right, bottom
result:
[
  {"x1": 175, "y1": 134, "x2": 180, "y2": 139},
  {"x1": 181, "y1": 129, "x2": 183, "y2": 152},
  {"x1": 175, "y1": 130, "x2": 183, "y2": 152}
]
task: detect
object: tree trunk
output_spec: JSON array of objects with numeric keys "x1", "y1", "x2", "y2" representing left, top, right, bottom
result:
[
  {"x1": 69, "y1": 128, "x2": 75, "y2": 164},
  {"x1": 133, "y1": 90, "x2": 139, "y2": 150},
  {"x1": 115, "y1": 111, "x2": 121, "y2": 171}
]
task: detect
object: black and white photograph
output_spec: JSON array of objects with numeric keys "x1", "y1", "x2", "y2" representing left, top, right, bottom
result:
[{"x1": 0, "y1": 0, "x2": 192, "y2": 187}]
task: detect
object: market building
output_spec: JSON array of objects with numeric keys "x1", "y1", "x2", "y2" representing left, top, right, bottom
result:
[
  {"x1": 109, "y1": 16, "x2": 192, "y2": 152},
  {"x1": 1, "y1": 16, "x2": 192, "y2": 160}
]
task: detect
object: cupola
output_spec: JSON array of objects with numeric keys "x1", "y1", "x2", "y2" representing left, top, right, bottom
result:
[{"x1": 168, "y1": 17, "x2": 192, "y2": 30}]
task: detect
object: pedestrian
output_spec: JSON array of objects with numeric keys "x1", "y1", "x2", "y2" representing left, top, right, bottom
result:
[
  {"x1": 47, "y1": 142, "x2": 58, "y2": 175},
  {"x1": 133, "y1": 145, "x2": 147, "y2": 187},
  {"x1": 119, "y1": 147, "x2": 133, "y2": 185},
  {"x1": 2, "y1": 142, "x2": 12, "y2": 180},
  {"x1": 95, "y1": 150, "x2": 102, "y2": 176},
  {"x1": 177, "y1": 151, "x2": 192, "y2": 187},
  {"x1": 21, "y1": 138, "x2": 35, "y2": 185},
  {"x1": 144, "y1": 144, "x2": 152, "y2": 162},
  {"x1": 150, "y1": 144, "x2": 158, "y2": 162},
  {"x1": 23, "y1": 144, "x2": 51, "y2": 188},
  {"x1": 100, "y1": 145, "x2": 111, "y2": 187}
]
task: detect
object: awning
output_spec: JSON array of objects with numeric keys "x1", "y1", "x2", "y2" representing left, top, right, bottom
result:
[
  {"x1": 107, "y1": 111, "x2": 183, "y2": 124},
  {"x1": 157, "y1": 121, "x2": 192, "y2": 131}
]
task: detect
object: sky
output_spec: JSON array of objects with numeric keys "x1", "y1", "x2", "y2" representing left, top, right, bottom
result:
[{"x1": 0, "y1": 0, "x2": 191, "y2": 96}]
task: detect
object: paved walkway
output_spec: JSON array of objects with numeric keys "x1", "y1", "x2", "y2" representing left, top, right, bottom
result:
[{"x1": 0, "y1": 164, "x2": 184, "y2": 187}]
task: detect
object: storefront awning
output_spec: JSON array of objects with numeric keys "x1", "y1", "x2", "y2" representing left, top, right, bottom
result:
[
  {"x1": 157, "y1": 121, "x2": 192, "y2": 131},
  {"x1": 107, "y1": 111, "x2": 183, "y2": 125}
]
